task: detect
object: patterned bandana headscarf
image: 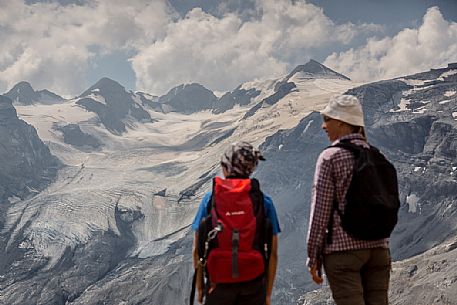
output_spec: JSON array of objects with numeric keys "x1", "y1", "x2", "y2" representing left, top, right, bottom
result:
[{"x1": 221, "y1": 142, "x2": 265, "y2": 177}]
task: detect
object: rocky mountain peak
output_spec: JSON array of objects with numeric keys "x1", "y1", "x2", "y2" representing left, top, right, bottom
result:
[
  {"x1": 158, "y1": 82, "x2": 217, "y2": 114},
  {"x1": 5, "y1": 81, "x2": 64, "y2": 105},
  {"x1": 167, "y1": 83, "x2": 214, "y2": 97},
  {"x1": 11, "y1": 81, "x2": 34, "y2": 93},
  {"x1": 5, "y1": 81, "x2": 39, "y2": 105},
  {"x1": 77, "y1": 78, "x2": 152, "y2": 134},
  {"x1": 80, "y1": 77, "x2": 127, "y2": 97},
  {"x1": 288, "y1": 59, "x2": 350, "y2": 81}
]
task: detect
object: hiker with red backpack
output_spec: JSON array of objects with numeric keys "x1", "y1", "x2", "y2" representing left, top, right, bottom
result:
[
  {"x1": 191, "y1": 142, "x2": 280, "y2": 305},
  {"x1": 306, "y1": 95, "x2": 400, "y2": 305}
]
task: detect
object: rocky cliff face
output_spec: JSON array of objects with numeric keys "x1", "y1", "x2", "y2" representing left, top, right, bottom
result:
[
  {"x1": 0, "y1": 95, "x2": 59, "y2": 204},
  {"x1": 54, "y1": 123, "x2": 102, "y2": 151}
]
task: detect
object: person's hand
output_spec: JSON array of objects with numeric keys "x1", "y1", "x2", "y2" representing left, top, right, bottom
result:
[
  {"x1": 308, "y1": 266, "x2": 324, "y2": 285},
  {"x1": 266, "y1": 295, "x2": 271, "y2": 305}
]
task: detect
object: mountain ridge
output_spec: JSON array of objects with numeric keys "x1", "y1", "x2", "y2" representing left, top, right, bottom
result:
[{"x1": 5, "y1": 81, "x2": 64, "y2": 105}]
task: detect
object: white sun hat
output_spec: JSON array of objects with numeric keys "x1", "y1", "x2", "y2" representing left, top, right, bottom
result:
[{"x1": 321, "y1": 94, "x2": 365, "y2": 127}]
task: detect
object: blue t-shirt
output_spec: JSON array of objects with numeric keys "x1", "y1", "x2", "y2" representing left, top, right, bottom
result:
[{"x1": 191, "y1": 192, "x2": 281, "y2": 235}]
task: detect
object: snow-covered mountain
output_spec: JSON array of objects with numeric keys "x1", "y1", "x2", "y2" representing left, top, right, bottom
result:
[
  {"x1": 239, "y1": 59, "x2": 352, "y2": 119},
  {"x1": 1, "y1": 61, "x2": 456, "y2": 305},
  {"x1": 0, "y1": 60, "x2": 357, "y2": 305},
  {"x1": 5, "y1": 81, "x2": 64, "y2": 105},
  {"x1": 76, "y1": 77, "x2": 153, "y2": 134}
]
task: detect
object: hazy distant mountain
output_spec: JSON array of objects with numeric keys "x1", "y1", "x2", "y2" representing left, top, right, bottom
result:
[
  {"x1": 76, "y1": 77, "x2": 153, "y2": 134},
  {"x1": 158, "y1": 83, "x2": 217, "y2": 114},
  {"x1": 5, "y1": 81, "x2": 64, "y2": 105}
]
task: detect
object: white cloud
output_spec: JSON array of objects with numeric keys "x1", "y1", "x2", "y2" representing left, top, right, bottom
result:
[
  {"x1": 131, "y1": 0, "x2": 379, "y2": 94},
  {"x1": 131, "y1": 8, "x2": 288, "y2": 96},
  {"x1": 0, "y1": 0, "x2": 172, "y2": 96},
  {"x1": 324, "y1": 6, "x2": 457, "y2": 82},
  {"x1": 132, "y1": 0, "x2": 380, "y2": 95},
  {"x1": 0, "y1": 0, "x2": 381, "y2": 96}
]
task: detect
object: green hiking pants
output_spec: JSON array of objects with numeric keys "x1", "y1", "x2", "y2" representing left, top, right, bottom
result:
[{"x1": 324, "y1": 248, "x2": 391, "y2": 305}]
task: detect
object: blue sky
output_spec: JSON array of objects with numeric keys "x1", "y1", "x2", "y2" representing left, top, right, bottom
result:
[{"x1": 1, "y1": 0, "x2": 457, "y2": 97}]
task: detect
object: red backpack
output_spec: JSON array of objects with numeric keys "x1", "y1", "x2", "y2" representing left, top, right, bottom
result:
[{"x1": 198, "y1": 177, "x2": 272, "y2": 284}]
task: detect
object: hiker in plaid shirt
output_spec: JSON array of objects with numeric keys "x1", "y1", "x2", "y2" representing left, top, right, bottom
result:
[{"x1": 306, "y1": 95, "x2": 391, "y2": 305}]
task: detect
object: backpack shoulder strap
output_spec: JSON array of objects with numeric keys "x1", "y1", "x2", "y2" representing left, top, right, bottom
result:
[
  {"x1": 251, "y1": 177, "x2": 260, "y2": 189},
  {"x1": 208, "y1": 178, "x2": 219, "y2": 230},
  {"x1": 249, "y1": 178, "x2": 263, "y2": 212},
  {"x1": 249, "y1": 179, "x2": 273, "y2": 262},
  {"x1": 207, "y1": 178, "x2": 217, "y2": 214},
  {"x1": 331, "y1": 140, "x2": 363, "y2": 154}
]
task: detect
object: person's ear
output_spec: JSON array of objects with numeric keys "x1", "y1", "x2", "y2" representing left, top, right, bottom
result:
[{"x1": 221, "y1": 164, "x2": 229, "y2": 177}]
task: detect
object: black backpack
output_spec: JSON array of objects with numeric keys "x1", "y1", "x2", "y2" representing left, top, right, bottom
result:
[{"x1": 327, "y1": 139, "x2": 400, "y2": 242}]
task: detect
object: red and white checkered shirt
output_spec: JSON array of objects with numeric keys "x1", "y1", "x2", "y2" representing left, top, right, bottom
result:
[{"x1": 307, "y1": 133, "x2": 389, "y2": 268}]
